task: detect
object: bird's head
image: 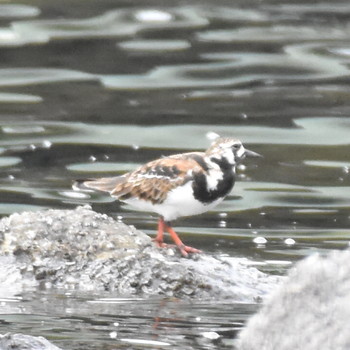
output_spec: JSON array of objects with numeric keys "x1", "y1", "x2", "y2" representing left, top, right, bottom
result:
[{"x1": 205, "y1": 137, "x2": 261, "y2": 167}]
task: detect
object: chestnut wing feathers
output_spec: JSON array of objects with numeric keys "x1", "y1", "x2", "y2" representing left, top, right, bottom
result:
[
  {"x1": 112, "y1": 156, "x2": 204, "y2": 204},
  {"x1": 76, "y1": 153, "x2": 207, "y2": 205}
]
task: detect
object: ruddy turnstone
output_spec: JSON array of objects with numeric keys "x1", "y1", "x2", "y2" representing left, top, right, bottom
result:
[{"x1": 74, "y1": 137, "x2": 261, "y2": 257}]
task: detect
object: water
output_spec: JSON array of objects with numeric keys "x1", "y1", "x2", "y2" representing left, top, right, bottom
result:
[
  {"x1": 2, "y1": 291, "x2": 253, "y2": 350},
  {"x1": 0, "y1": 0, "x2": 350, "y2": 348}
]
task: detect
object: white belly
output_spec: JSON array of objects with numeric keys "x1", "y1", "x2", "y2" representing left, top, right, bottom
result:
[{"x1": 123, "y1": 181, "x2": 224, "y2": 221}]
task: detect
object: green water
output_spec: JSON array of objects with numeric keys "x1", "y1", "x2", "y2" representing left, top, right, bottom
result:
[{"x1": 0, "y1": 0, "x2": 349, "y2": 349}]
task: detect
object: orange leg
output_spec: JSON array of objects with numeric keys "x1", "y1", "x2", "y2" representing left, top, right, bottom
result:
[
  {"x1": 163, "y1": 220, "x2": 202, "y2": 257},
  {"x1": 153, "y1": 218, "x2": 167, "y2": 247},
  {"x1": 154, "y1": 217, "x2": 202, "y2": 257}
]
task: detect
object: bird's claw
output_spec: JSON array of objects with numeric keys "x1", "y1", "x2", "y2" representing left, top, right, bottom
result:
[
  {"x1": 178, "y1": 244, "x2": 202, "y2": 257},
  {"x1": 153, "y1": 239, "x2": 174, "y2": 249},
  {"x1": 153, "y1": 239, "x2": 201, "y2": 257}
]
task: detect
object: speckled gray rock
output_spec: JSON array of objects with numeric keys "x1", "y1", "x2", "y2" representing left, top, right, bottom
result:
[
  {"x1": 0, "y1": 206, "x2": 278, "y2": 300},
  {"x1": 237, "y1": 249, "x2": 350, "y2": 350},
  {"x1": 0, "y1": 333, "x2": 63, "y2": 350}
]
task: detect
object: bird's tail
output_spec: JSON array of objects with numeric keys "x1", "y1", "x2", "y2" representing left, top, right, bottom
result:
[{"x1": 72, "y1": 176, "x2": 126, "y2": 194}]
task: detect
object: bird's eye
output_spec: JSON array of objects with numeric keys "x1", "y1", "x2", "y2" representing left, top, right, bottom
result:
[{"x1": 232, "y1": 143, "x2": 240, "y2": 150}]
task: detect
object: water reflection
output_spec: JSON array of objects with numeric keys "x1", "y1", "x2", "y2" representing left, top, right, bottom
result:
[
  {"x1": 0, "y1": 4, "x2": 40, "y2": 19},
  {"x1": 1, "y1": 116, "x2": 349, "y2": 148},
  {"x1": 8, "y1": 7, "x2": 208, "y2": 45},
  {"x1": 0, "y1": 291, "x2": 255, "y2": 350}
]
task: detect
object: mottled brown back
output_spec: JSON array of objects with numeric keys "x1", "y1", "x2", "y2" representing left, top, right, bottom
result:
[{"x1": 75, "y1": 153, "x2": 207, "y2": 204}]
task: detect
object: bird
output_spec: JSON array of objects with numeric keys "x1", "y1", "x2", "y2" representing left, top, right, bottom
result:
[{"x1": 73, "y1": 137, "x2": 261, "y2": 257}]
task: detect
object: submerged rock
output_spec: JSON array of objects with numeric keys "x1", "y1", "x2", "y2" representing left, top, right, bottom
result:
[
  {"x1": 0, "y1": 333, "x2": 63, "y2": 350},
  {"x1": 238, "y1": 249, "x2": 350, "y2": 350},
  {"x1": 0, "y1": 206, "x2": 278, "y2": 300}
]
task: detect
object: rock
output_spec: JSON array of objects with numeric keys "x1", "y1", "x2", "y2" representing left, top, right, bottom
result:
[
  {"x1": 0, "y1": 333, "x2": 63, "y2": 350},
  {"x1": 0, "y1": 206, "x2": 278, "y2": 300},
  {"x1": 0, "y1": 255, "x2": 37, "y2": 298},
  {"x1": 237, "y1": 249, "x2": 350, "y2": 350}
]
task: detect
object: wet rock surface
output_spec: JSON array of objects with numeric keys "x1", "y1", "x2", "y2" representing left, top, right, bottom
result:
[
  {"x1": 0, "y1": 206, "x2": 278, "y2": 300},
  {"x1": 0, "y1": 333, "x2": 63, "y2": 350},
  {"x1": 238, "y1": 249, "x2": 350, "y2": 350}
]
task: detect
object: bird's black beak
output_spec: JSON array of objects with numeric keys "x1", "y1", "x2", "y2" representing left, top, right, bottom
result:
[{"x1": 244, "y1": 149, "x2": 263, "y2": 158}]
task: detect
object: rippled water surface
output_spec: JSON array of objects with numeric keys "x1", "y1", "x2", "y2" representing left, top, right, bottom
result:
[{"x1": 1, "y1": 0, "x2": 350, "y2": 348}]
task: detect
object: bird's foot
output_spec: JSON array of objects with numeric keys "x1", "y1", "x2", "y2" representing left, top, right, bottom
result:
[
  {"x1": 153, "y1": 238, "x2": 174, "y2": 249},
  {"x1": 153, "y1": 239, "x2": 201, "y2": 257},
  {"x1": 177, "y1": 244, "x2": 202, "y2": 258}
]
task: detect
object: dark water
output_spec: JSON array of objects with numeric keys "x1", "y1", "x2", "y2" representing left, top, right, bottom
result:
[
  {"x1": 2, "y1": 291, "x2": 255, "y2": 350},
  {"x1": 0, "y1": 0, "x2": 350, "y2": 348}
]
